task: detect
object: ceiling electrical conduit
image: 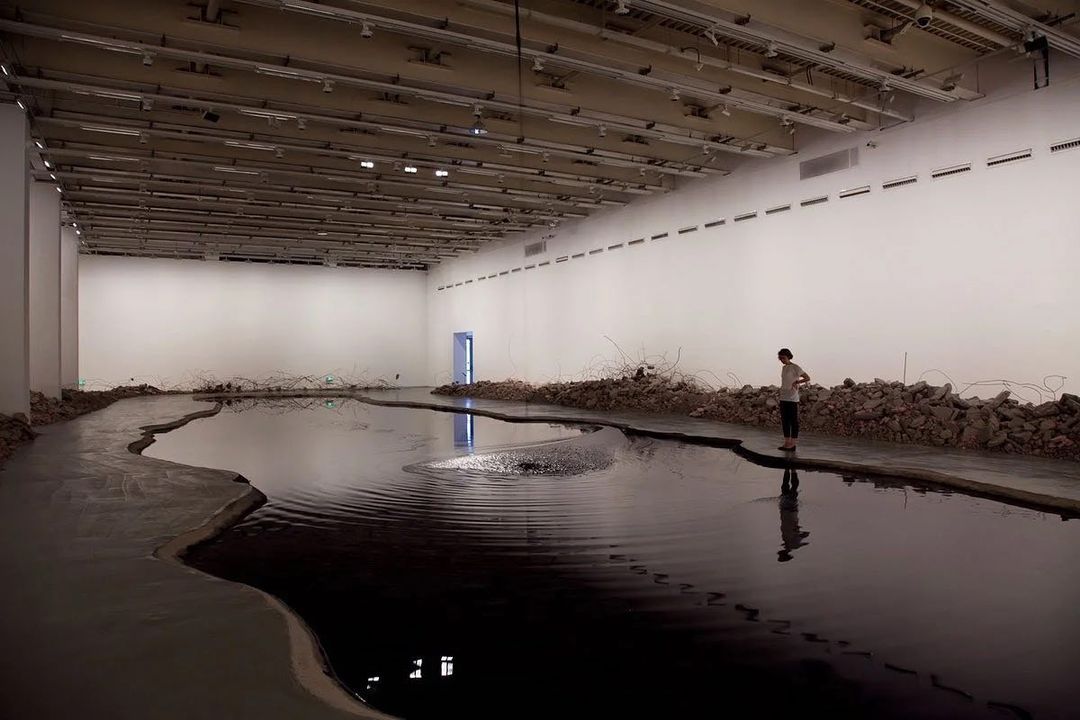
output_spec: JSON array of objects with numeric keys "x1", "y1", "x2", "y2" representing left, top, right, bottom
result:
[
  {"x1": 240, "y1": 0, "x2": 860, "y2": 132},
  {"x1": 0, "y1": 20, "x2": 781, "y2": 158}
]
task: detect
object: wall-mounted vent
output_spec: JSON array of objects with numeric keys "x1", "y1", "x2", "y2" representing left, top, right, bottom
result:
[
  {"x1": 454, "y1": 282, "x2": 463, "y2": 287},
  {"x1": 986, "y1": 149, "x2": 1032, "y2": 167},
  {"x1": 882, "y1": 175, "x2": 918, "y2": 190},
  {"x1": 510, "y1": 267, "x2": 522, "y2": 273},
  {"x1": 799, "y1": 147, "x2": 858, "y2": 180},
  {"x1": 650, "y1": 232, "x2": 668, "y2": 240},
  {"x1": 464, "y1": 279, "x2": 473, "y2": 284},
  {"x1": 498, "y1": 270, "x2": 509, "y2": 276},
  {"x1": 555, "y1": 255, "x2": 569, "y2": 263},
  {"x1": 524, "y1": 240, "x2": 547, "y2": 257},
  {"x1": 571, "y1": 252, "x2": 585, "y2": 259},
  {"x1": 608, "y1": 243, "x2": 624, "y2": 250},
  {"x1": 765, "y1": 204, "x2": 791, "y2": 215},
  {"x1": 1050, "y1": 137, "x2": 1080, "y2": 154},
  {"x1": 477, "y1": 277, "x2": 486, "y2": 282},
  {"x1": 538, "y1": 260, "x2": 550, "y2": 267},
  {"x1": 733, "y1": 211, "x2": 757, "y2": 222},
  {"x1": 839, "y1": 185, "x2": 871, "y2": 199},
  {"x1": 524, "y1": 264, "x2": 536, "y2": 270},
  {"x1": 678, "y1": 225, "x2": 699, "y2": 234},
  {"x1": 436, "y1": 285, "x2": 445, "y2": 291},
  {"x1": 931, "y1": 163, "x2": 971, "y2": 180},
  {"x1": 800, "y1": 195, "x2": 828, "y2": 207},
  {"x1": 588, "y1": 248, "x2": 604, "y2": 255},
  {"x1": 486, "y1": 273, "x2": 497, "y2": 279},
  {"x1": 704, "y1": 218, "x2": 725, "y2": 228},
  {"x1": 628, "y1": 238, "x2": 646, "y2": 246}
]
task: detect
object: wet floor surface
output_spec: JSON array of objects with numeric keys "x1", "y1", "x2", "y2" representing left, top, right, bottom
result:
[{"x1": 148, "y1": 399, "x2": 1080, "y2": 720}]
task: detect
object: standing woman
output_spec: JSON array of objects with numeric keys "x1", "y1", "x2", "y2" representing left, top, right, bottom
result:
[{"x1": 777, "y1": 348, "x2": 810, "y2": 451}]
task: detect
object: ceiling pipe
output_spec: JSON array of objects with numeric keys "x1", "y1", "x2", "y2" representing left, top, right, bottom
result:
[
  {"x1": 240, "y1": 0, "x2": 859, "y2": 132},
  {"x1": 629, "y1": 0, "x2": 968, "y2": 101},
  {"x1": 0, "y1": 21, "x2": 781, "y2": 157},
  {"x1": 459, "y1": 0, "x2": 912, "y2": 124}
]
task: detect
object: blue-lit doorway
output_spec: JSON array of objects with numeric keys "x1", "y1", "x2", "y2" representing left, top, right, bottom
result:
[{"x1": 453, "y1": 331, "x2": 474, "y2": 385}]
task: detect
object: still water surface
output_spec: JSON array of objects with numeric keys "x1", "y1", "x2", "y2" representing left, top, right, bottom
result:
[{"x1": 146, "y1": 399, "x2": 1079, "y2": 720}]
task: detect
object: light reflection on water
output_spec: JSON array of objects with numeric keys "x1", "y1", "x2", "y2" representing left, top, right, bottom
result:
[{"x1": 146, "y1": 400, "x2": 1080, "y2": 720}]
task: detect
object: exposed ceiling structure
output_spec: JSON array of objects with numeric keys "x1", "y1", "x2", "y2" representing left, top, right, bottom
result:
[{"x1": 1, "y1": 0, "x2": 1076, "y2": 269}]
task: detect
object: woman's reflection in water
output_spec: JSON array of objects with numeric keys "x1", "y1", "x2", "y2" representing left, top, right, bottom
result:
[{"x1": 778, "y1": 468, "x2": 811, "y2": 562}]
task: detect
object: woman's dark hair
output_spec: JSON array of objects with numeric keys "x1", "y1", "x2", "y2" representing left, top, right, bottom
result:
[{"x1": 778, "y1": 348, "x2": 793, "y2": 359}]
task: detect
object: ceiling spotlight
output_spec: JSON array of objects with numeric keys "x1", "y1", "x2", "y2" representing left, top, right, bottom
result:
[
  {"x1": 16, "y1": 99, "x2": 26, "y2": 111},
  {"x1": 788, "y1": 125, "x2": 796, "y2": 135},
  {"x1": 43, "y1": 160, "x2": 53, "y2": 169},
  {"x1": 541, "y1": 151, "x2": 550, "y2": 163},
  {"x1": 55, "y1": 186, "x2": 62, "y2": 193},
  {"x1": 497, "y1": 174, "x2": 506, "y2": 184},
  {"x1": 322, "y1": 78, "x2": 334, "y2": 93},
  {"x1": 703, "y1": 28, "x2": 719, "y2": 46},
  {"x1": 435, "y1": 169, "x2": 449, "y2": 177},
  {"x1": 669, "y1": 87, "x2": 680, "y2": 101},
  {"x1": 360, "y1": 21, "x2": 373, "y2": 38},
  {"x1": 532, "y1": 57, "x2": 544, "y2": 72},
  {"x1": 720, "y1": 105, "x2": 732, "y2": 116},
  {"x1": 393, "y1": 161, "x2": 402, "y2": 171},
  {"x1": 0, "y1": 64, "x2": 9, "y2": 76},
  {"x1": 141, "y1": 98, "x2": 153, "y2": 111},
  {"x1": 49, "y1": 173, "x2": 57, "y2": 180},
  {"x1": 428, "y1": 136, "x2": 437, "y2": 147},
  {"x1": 142, "y1": 52, "x2": 154, "y2": 67},
  {"x1": 470, "y1": 106, "x2": 488, "y2": 136},
  {"x1": 138, "y1": 132, "x2": 149, "y2": 144},
  {"x1": 202, "y1": 109, "x2": 220, "y2": 123},
  {"x1": 360, "y1": 160, "x2": 375, "y2": 168},
  {"x1": 598, "y1": 124, "x2": 607, "y2": 138},
  {"x1": 404, "y1": 165, "x2": 418, "y2": 173},
  {"x1": 764, "y1": 42, "x2": 779, "y2": 58},
  {"x1": 614, "y1": 0, "x2": 630, "y2": 14},
  {"x1": 695, "y1": 61, "x2": 705, "y2": 72},
  {"x1": 275, "y1": 148, "x2": 285, "y2": 158},
  {"x1": 297, "y1": 118, "x2": 307, "y2": 130},
  {"x1": 76, "y1": 229, "x2": 81, "y2": 236},
  {"x1": 34, "y1": 140, "x2": 44, "y2": 149}
]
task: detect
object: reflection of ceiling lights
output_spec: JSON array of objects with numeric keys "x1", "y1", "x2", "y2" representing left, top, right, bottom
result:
[
  {"x1": 615, "y1": 0, "x2": 630, "y2": 15},
  {"x1": 360, "y1": 160, "x2": 375, "y2": 168},
  {"x1": 404, "y1": 165, "x2": 418, "y2": 173},
  {"x1": 435, "y1": 169, "x2": 449, "y2": 177}
]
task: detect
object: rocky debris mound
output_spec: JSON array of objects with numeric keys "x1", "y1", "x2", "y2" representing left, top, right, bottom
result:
[
  {"x1": 0, "y1": 413, "x2": 36, "y2": 468},
  {"x1": 434, "y1": 378, "x2": 1080, "y2": 461},
  {"x1": 30, "y1": 385, "x2": 166, "y2": 425}
]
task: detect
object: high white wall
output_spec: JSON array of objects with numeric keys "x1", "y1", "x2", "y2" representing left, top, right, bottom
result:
[
  {"x1": 60, "y1": 226, "x2": 79, "y2": 389},
  {"x1": 79, "y1": 256, "x2": 427, "y2": 389},
  {"x1": 0, "y1": 104, "x2": 30, "y2": 417},
  {"x1": 29, "y1": 181, "x2": 62, "y2": 399},
  {"x1": 428, "y1": 66, "x2": 1080, "y2": 397}
]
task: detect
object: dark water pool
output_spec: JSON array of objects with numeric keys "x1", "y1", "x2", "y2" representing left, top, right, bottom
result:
[{"x1": 146, "y1": 399, "x2": 1080, "y2": 720}]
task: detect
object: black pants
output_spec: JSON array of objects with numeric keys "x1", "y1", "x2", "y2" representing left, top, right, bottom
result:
[{"x1": 780, "y1": 401, "x2": 800, "y2": 439}]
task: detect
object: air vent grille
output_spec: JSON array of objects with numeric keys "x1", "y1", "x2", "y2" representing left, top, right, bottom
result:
[
  {"x1": 608, "y1": 243, "x2": 624, "y2": 250},
  {"x1": 733, "y1": 211, "x2": 757, "y2": 222},
  {"x1": 650, "y1": 232, "x2": 668, "y2": 239},
  {"x1": 628, "y1": 238, "x2": 646, "y2": 245},
  {"x1": 524, "y1": 240, "x2": 547, "y2": 257},
  {"x1": 555, "y1": 256, "x2": 569, "y2": 263},
  {"x1": 838, "y1": 185, "x2": 870, "y2": 199},
  {"x1": 987, "y1": 149, "x2": 1032, "y2": 167},
  {"x1": 800, "y1": 195, "x2": 828, "y2": 207},
  {"x1": 931, "y1": 163, "x2": 972, "y2": 179},
  {"x1": 588, "y1": 248, "x2": 604, "y2": 255},
  {"x1": 883, "y1": 175, "x2": 918, "y2": 190},
  {"x1": 765, "y1": 204, "x2": 791, "y2": 215},
  {"x1": 678, "y1": 225, "x2": 699, "y2": 234},
  {"x1": 704, "y1": 218, "x2": 725, "y2": 228},
  {"x1": 1050, "y1": 137, "x2": 1080, "y2": 153}
]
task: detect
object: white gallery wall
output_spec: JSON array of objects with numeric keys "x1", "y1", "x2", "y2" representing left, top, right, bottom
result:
[
  {"x1": 79, "y1": 256, "x2": 427, "y2": 389},
  {"x1": 427, "y1": 63, "x2": 1080, "y2": 397}
]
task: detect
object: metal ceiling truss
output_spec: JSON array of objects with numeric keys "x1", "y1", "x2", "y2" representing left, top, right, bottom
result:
[
  {"x1": 0, "y1": 20, "x2": 786, "y2": 157},
  {"x1": 944, "y1": 0, "x2": 1080, "y2": 58},
  {"x1": 237, "y1": 0, "x2": 868, "y2": 133}
]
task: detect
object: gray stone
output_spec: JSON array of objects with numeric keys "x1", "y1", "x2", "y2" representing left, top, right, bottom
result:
[
  {"x1": 931, "y1": 406, "x2": 957, "y2": 423},
  {"x1": 1032, "y1": 402, "x2": 1060, "y2": 418},
  {"x1": 931, "y1": 383, "x2": 952, "y2": 401},
  {"x1": 989, "y1": 390, "x2": 1011, "y2": 409},
  {"x1": 862, "y1": 397, "x2": 885, "y2": 411},
  {"x1": 908, "y1": 415, "x2": 927, "y2": 429},
  {"x1": 987, "y1": 431, "x2": 1009, "y2": 448},
  {"x1": 1038, "y1": 419, "x2": 1057, "y2": 432},
  {"x1": 1009, "y1": 431, "x2": 1033, "y2": 443},
  {"x1": 854, "y1": 410, "x2": 884, "y2": 421},
  {"x1": 843, "y1": 378, "x2": 856, "y2": 387}
]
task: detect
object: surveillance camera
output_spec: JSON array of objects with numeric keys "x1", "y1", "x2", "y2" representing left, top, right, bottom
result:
[{"x1": 914, "y1": 3, "x2": 933, "y2": 29}]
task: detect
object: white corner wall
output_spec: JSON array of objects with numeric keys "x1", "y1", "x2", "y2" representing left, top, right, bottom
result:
[
  {"x1": 29, "y1": 181, "x2": 62, "y2": 399},
  {"x1": 60, "y1": 226, "x2": 79, "y2": 389},
  {"x1": 428, "y1": 70, "x2": 1080, "y2": 397},
  {"x1": 79, "y1": 256, "x2": 427, "y2": 389}
]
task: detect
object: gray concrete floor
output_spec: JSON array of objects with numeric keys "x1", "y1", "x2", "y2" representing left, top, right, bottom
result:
[
  {"x1": 2, "y1": 390, "x2": 1077, "y2": 720},
  {"x1": 0, "y1": 395, "x2": 384, "y2": 720}
]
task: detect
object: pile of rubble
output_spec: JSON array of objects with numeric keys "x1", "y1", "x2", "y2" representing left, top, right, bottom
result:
[
  {"x1": 434, "y1": 377, "x2": 1080, "y2": 461},
  {"x1": 0, "y1": 385, "x2": 167, "y2": 469}
]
